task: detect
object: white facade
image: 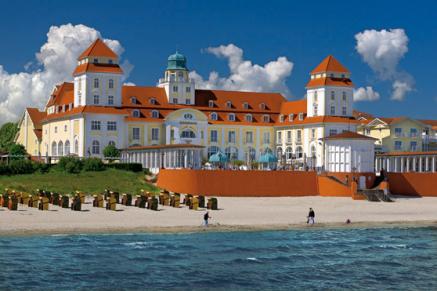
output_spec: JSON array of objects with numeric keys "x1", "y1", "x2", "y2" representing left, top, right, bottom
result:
[
  {"x1": 325, "y1": 139, "x2": 375, "y2": 172},
  {"x1": 306, "y1": 86, "x2": 354, "y2": 118}
]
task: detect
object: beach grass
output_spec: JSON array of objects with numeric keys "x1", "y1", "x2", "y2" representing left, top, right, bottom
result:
[{"x1": 0, "y1": 168, "x2": 159, "y2": 195}]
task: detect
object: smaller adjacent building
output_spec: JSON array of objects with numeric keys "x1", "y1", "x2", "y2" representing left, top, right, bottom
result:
[{"x1": 15, "y1": 108, "x2": 46, "y2": 156}]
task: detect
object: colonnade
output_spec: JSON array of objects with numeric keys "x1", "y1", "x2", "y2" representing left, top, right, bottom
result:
[{"x1": 375, "y1": 154, "x2": 437, "y2": 173}]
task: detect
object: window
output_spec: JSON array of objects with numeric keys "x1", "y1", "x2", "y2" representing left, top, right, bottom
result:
[
  {"x1": 410, "y1": 141, "x2": 417, "y2": 151},
  {"x1": 109, "y1": 79, "x2": 114, "y2": 89},
  {"x1": 243, "y1": 102, "x2": 249, "y2": 109},
  {"x1": 208, "y1": 100, "x2": 214, "y2": 108},
  {"x1": 151, "y1": 128, "x2": 159, "y2": 141},
  {"x1": 311, "y1": 128, "x2": 316, "y2": 139},
  {"x1": 93, "y1": 58, "x2": 98, "y2": 63},
  {"x1": 92, "y1": 140, "x2": 100, "y2": 154},
  {"x1": 226, "y1": 101, "x2": 232, "y2": 108},
  {"x1": 394, "y1": 128, "x2": 402, "y2": 137},
  {"x1": 210, "y1": 112, "x2": 218, "y2": 121},
  {"x1": 150, "y1": 98, "x2": 157, "y2": 105},
  {"x1": 225, "y1": 146, "x2": 238, "y2": 161},
  {"x1": 108, "y1": 141, "x2": 115, "y2": 147},
  {"x1": 394, "y1": 141, "x2": 402, "y2": 151},
  {"x1": 132, "y1": 128, "x2": 140, "y2": 140},
  {"x1": 289, "y1": 114, "x2": 294, "y2": 121},
  {"x1": 51, "y1": 142, "x2": 57, "y2": 156},
  {"x1": 342, "y1": 106, "x2": 347, "y2": 116},
  {"x1": 314, "y1": 91, "x2": 318, "y2": 101},
  {"x1": 260, "y1": 103, "x2": 266, "y2": 110},
  {"x1": 58, "y1": 141, "x2": 63, "y2": 157},
  {"x1": 173, "y1": 86, "x2": 178, "y2": 92},
  {"x1": 64, "y1": 125, "x2": 67, "y2": 132},
  {"x1": 313, "y1": 104, "x2": 318, "y2": 116},
  {"x1": 245, "y1": 114, "x2": 252, "y2": 122},
  {"x1": 108, "y1": 96, "x2": 114, "y2": 105},
  {"x1": 181, "y1": 129, "x2": 196, "y2": 138},
  {"x1": 130, "y1": 97, "x2": 137, "y2": 104},
  {"x1": 228, "y1": 131, "x2": 236, "y2": 143},
  {"x1": 186, "y1": 87, "x2": 191, "y2": 93},
  {"x1": 94, "y1": 95, "x2": 99, "y2": 105},
  {"x1": 151, "y1": 110, "x2": 159, "y2": 118},
  {"x1": 298, "y1": 113, "x2": 304, "y2": 121},
  {"x1": 330, "y1": 106, "x2": 335, "y2": 115},
  {"x1": 74, "y1": 139, "x2": 79, "y2": 154},
  {"x1": 329, "y1": 129, "x2": 337, "y2": 136},
  {"x1": 65, "y1": 140, "x2": 70, "y2": 156},
  {"x1": 342, "y1": 92, "x2": 346, "y2": 101},
  {"x1": 94, "y1": 78, "x2": 99, "y2": 88},
  {"x1": 91, "y1": 121, "x2": 101, "y2": 130},
  {"x1": 277, "y1": 132, "x2": 282, "y2": 143},
  {"x1": 331, "y1": 91, "x2": 335, "y2": 100},
  {"x1": 263, "y1": 132, "x2": 270, "y2": 144},
  {"x1": 172, "y1": 98, "x2": 178, "y2": 104},
  {"x1": 410, "y1": 128, "x2": 418, "y2": 137},
  {"x1": 263, "y1": 115, "x2": 270, "y2": 122},
  {"x1": 184, "y1": 113, "x2": 193, "y2": 120},
  {"x1": 108, "y1": 59, "x2": 113, "y2": 64},
  {"x1": 297, "y1": 130, "x2": 302, "y2": 142},
  {"x1": 311, "y1": 145, "x2": 317, "y2": 158},
  {"x1": 295, "y1": 146, "x2": 303, "y2": 159},
  {"x1": 285, "y1": 147, "x2": 293, "y2": 160},
  {"x1": 132, "y1": 110, "x2": 140, "y2": 118},
  {"x1": 245, "y1": 131, "x2": 253, "y2": 144},
  {"x1": 185, "y1": 99, "x2": 191, "y2": 105},
  {"x1": 279, "y1": 115, "x2": 284, "y2": 122},
  {"x1": 207, "y1": 146, "x2": 219, "y2": 158},
  {"x1": 287, "y1": 131, "x2": 292, "y2": 143},
  {"x1": 210, "y1": 130, "x2": 218, "y2": 142},
  {"x1": 228, "y1": 113, "x2": 235, "y2": 121},
  {"x1": 107, "y1": 121, "x2": 117, "y2": 131}
]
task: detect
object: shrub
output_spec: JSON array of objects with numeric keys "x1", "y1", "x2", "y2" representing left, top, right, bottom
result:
[
  {"x1": 57, "y1": 157, "x2": 83, "y2": 172},
  {"x1": 106, "y1": 163, "x2": 143, "y2": 172},
  {"x1": 103, "y1": 145, "x2": 120, "y2": 163},
  {"x1": 143, "y1": 168, "x2": 152, "y2": 175},
  {"x1": 8, "y1": 159, "x2": 35, "y2": 174},
  {"x1": 33, "y1": 162, "x2": 51, "y2": 174},
  {"x1": 0, "y1": 163, "x2": 10, "y2": 175},
  {"x1": 8, "y1": 144, "x2": 27, "y2": 160},
  {"x1": 83, "y1": 158, "x2": 105, "y2": 172}
]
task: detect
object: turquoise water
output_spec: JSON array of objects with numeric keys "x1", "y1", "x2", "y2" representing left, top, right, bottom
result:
[{"x1": 1, "y1": 227, "x2": 437, "y2": 290}]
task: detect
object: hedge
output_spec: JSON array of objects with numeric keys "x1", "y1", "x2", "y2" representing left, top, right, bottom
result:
[{"x1": 105, "y1": 163, "x2": 143, "y2": 172}]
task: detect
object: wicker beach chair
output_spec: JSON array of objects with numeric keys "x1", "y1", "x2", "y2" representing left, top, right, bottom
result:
[
  {"x1": 28, "y1": 194, "x2": 39, "y2": 208},
  {"x1": 8, "y1": 194, "x2": 18, "y2": 211},
  {"x1": 135, "y1": 195, "x2": 147, "y2": 208},
  {"x1": 93, "y1": 194, "x2": 104, "y2": 208},
  {"x1": 121, "y1": 193, "x2": 132, "y2": 206},
  {"x1": 71, "y1": 195, "x2": 81, "y2": 211},
  {"x1": 190, "y1": 196, "x2": 199, "y2": 210},
  {"x1": 38, "y1": 197, "x2": 49, "y2": 211},
  {"x1": 198, "y1": 195, "x2": 205, "y2": 208},
  {"x1": 50, "y1": 192, "x2": 60, "y2": 204},
  {"x1": 1, "y1": 193, "x2": 9, "y2": 207},
  {"x1": 207, "y1": 198, "x2": 218, "y2": 210},
  {"x1": 106, "y1": 196, "x2": 117, "y2": 211},
  {"x1": 20, "y1": 192, "x2": 30, "y2": 205}
]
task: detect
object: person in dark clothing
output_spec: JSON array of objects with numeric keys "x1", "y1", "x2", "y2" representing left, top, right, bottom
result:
[
  {"x1": 307, "y1": 208, "x2": 315, "y2": 225},
  {"x1": 204, "y1": 211, "x2": 211, "y2": 226}
]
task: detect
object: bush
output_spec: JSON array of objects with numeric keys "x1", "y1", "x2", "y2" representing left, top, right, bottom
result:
[
  {"x1": 57, "y1": 157, "x2": 83, "y2": 172},
  {"x1": 83, "y1": 158, "x2": 105, "y2": 172},
  {"x1": 65, "y1": 161, "x2": 82, "y2": 174},
  {"x1": 8, "y1": 159, "x2": 35, "y2": 174},
  {"x1": 8, "y1": 144, "x2": 27, "y2": 160},
  {"x1": 143, "y1": 168, "x2": 152, "y2": 175},
  {"x1": 103, "y1": 145, "x2": 120, "y2": 163},
  {"x1": 0, "y1": 163, "x2": 10, "y2": 175},
  {"x1": 33, "y1": 162, "x2": 51, "y2": 174},
  {"x1": 106, "y1": 163, "x2": 143, "y2": 172}
]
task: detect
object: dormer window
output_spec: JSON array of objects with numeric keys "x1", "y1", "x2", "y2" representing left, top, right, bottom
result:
[
  {"x1": 151, "y1": 110, "x2": 159, "y2": 118},
  {"x1": 243, "y1": 102, "x2": 249, "y2": 109},
  {"x1": 279, "y1": 115, "x2": 284, "y2": 122},
  {"x1": 263, "y1": 115, "x2": 270, "y2": 123},
  {"x1": 150, "y1": 98, "x2": 157, "y2": 105},
  {"x1": 210, "y1": 112, "x2": 218, "y2": 121},
  {"x1": 245, "y1": 114, "x2": 252, "y2": 122},
  {"x1": 93, "y1": 58, "x2": 98, "y2": 63},
  {"x1": 226, "y1": 101, "x2": 232, "y2": 108},
  {"x1": 108, "y1": 59, "x2": 113, "y2": 64},
  {"x1": 130, "y1": 97, "x2": 137, "y2": 104},
  {"x1": 208, "y1": 100, "x2": 214, "y2": 108},
  {"x1": 228, "y1": 113, "x2": 235, "y2": 121},
  {"x1": 260, "y1": 103, "x2": 266, "y2": 110},
  {"x1": 132, "y1": 110, "x2": 140, "y2": 118},
  {"x1": 298, "y1": 113, "x2": 304, "y2": 121},
  {"x1": 289, "y1": 114, "x2": 294, "y2": 121}
]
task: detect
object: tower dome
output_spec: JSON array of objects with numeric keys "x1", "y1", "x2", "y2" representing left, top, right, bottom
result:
[{"x1": 167, "y1": 51, "x2": 188, "y2": 70}]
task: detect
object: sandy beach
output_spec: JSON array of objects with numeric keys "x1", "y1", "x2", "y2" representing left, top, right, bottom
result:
[{"x1": 1, "y1": 196, "x2": 437, "y2": 236}]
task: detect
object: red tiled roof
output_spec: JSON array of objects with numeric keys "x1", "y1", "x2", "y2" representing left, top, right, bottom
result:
[
  {"x1": 322, "y1": 130, "x2": 376, "y2": 140},
  {"x1": 311, "y1": 55, "x2": 349, "y2": 74},
  {"x1": 26, "y1": 108, "x2": 46, "y2": 128},
  {"x1": 377, "y1": 151, "x2": 437, "y2": 157},
  {"x1": 306, "y1": 77, "x2": 354, "y2": 88},
  {"x1": 43, "y1": 106, "x2": 128, "y2": 122},
  {"x1": 73, "y1": 63, "x2": 123, "y2": 76},
  {"x1": 279, "y1": 100, "x2": 307, "y2": 115},
  {"x1": 33, "y1": 129, "x2": 42, "y2": 140},
  {"x1": 78, "y1": 39, "x2": 118, "y2": 60},
  {"x1": 46, "y1": 82, "x2": 74, "y2": 107}
]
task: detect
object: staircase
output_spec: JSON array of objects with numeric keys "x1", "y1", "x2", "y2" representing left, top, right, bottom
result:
[{"x1": 358, "y1": 189, "x2": 393, "y2": 202}]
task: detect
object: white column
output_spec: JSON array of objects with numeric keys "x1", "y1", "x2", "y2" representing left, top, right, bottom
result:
[
  {"x1": 386, "y1": 158, "x2": 391, "y2": 172},
  {"x1": 425, "y1": 156, "x2": 429, "y2": 172},
  {"x1": 184, "y1": 150, "x2": 188, "y2": 168},
  {"x1": 394, "y1": 157, "x2": 398, "y2": 172},
  {"x1": 400, "y1": 157, "x2": 404, "y2": 172},
  {"x1": 433, "y1": 156, "x2": 436, "y2": 172},
  {"x1": 419, "y1": 156, "x2": 423, "y2": 172},
  {"x1": 406, "y1": 158, "x2": 410, "y2": 172}
]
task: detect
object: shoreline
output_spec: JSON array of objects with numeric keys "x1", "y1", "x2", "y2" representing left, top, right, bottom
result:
[{"x1": 2, "y1": 220, "x2": 436, "y2": 238}]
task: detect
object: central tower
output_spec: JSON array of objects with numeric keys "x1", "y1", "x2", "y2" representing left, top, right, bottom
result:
[{"x1": 158, "y1": 52, "x2": 195, "y2": 105}]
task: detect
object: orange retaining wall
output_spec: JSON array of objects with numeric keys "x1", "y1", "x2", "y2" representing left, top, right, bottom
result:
[
  {"x1": 326, "y1": 172, "x2": 376, "y2": 189},
  {"x1": 157, "y1": 169, "x2": 319, "y2": 197},
  {"x1": 318, "y1": 176, "x2": 352, "y2": 197},
  {"x1": 387, "y1": 173, "x2": 437, "y2": 197}
]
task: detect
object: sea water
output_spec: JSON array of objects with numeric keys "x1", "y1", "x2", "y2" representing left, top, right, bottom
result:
[{"x1": 1, "y1": 227, "x2": 437, "y2": 290}]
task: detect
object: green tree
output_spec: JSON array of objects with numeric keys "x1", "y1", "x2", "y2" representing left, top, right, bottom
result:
[
  {"x1": 0, "y1": 123, "x2": 18, "y2": 151},
  {"x1": 8, "y1": 144, "x2": 27, "y2": 160},
  {"x1": 103, "y1": 144, "x2": 120, "y2": 163}
]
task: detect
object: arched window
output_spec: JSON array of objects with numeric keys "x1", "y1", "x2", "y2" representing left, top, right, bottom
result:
[
  {"x1": 207, "y1": 146, "x2": 219, "y2": 158},
  {"x1": 108, "y1": 141, "x2": 116, "y2": 147},
  {"x1": 58, "y1": 141, "x2": 64, "y2": 157},
  {"x1": 132, "y1": 110, "x2": 140, "y2": 118},
  {"x1": 245, "y1": 147, "x2": 256, "y2": 161},
  {"x1": 149, "y1": 98, "x2": 157, "y2": 105},
  {"x1": 65, "y1": 140, "x2": 70, "y2": 156},
  {"x1": 245, "y1": 114, "x2": 252, "y2": 122},
  {"x1": 228, "y1": 113, "x2": 235, "y2": 121},
  {"x1": 151, "y1": 110, "x2": 159, "y2": 118},
  {"x1": 295, "y1": 146, "x2": 303, "y2": 159},
  {"x1": 51, "y1": 141, "x2": 57, "y2": 156},
  {"x1": 276, "y1": 147, "x2": 283, "y2": 158},
  {"x1": 94, "y1": 78, "x2": 99, "y2": 88},
  {"x1": 285, "y1": 146, "x2": 293, "y2": 160},
  {"x1": 225, "y1": 146, "x2": 238, "y2": 161},
  {"x1": 130, "y1": 97, "x2": 137, "y2": 104},
  {"x1": 92, "y1": 140, "x2": 100, "y2": 155},
  {"x1": 226, "y1": 101, "x2": 232, "y2": 108},
  {"x1": 181, "y1": 129, "x2": 196, "y2": 138},
  {"x1": 109, "y1": 79, "x2": 114, "y2": 89},
  {"x1": 74, "y1": 138, "x2": 79, "y2": 154},
  {"x1": 311, "y1": 145, "x2": 317, "y2": 158},
  {"x1": 210, "y1": 112, "x2": 218, "y2": 121},
  {"x1": 259, "y1": 103, "x2": 266, "y2": 110}
]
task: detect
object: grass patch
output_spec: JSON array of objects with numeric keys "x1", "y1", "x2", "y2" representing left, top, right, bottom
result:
[{"x1": 0, "y1": 168, "x2": 159, "y2": 195}]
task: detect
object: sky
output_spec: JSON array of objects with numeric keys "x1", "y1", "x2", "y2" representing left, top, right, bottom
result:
[{"x1": 0, "y1": 0, "x2": 436, "y2": 125}]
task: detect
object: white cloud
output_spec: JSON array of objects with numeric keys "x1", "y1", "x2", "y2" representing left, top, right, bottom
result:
[
  {"x1": 189, "y1": 44, "x2": 293, "y2": 97},
  {"x1": 353, "y1": 86, "x2": 380, "y2": 102},
  {"x1": 0, "y1": 23, "x2": 132, "y2": 125},
  {"x1": 355, "y1": 28, "x2": 413, "y2": 101}
]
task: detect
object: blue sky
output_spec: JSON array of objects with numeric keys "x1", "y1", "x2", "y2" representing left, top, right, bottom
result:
[{"x1": 0, "y1": 0, "x2": 436, "y2": 121}]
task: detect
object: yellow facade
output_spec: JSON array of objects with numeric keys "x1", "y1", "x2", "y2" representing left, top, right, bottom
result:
[{"x1": 15, "y1": 111, "x2": 41, "y2": 156}]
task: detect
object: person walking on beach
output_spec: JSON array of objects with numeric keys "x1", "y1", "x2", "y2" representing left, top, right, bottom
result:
[
  {"x1": 204, "y1": 211, "x2": 211, "y2": 227},
  {"x1": 307, "y1": 208, "x2": 315, "y2": 225}
]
